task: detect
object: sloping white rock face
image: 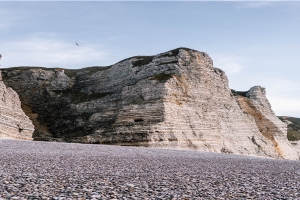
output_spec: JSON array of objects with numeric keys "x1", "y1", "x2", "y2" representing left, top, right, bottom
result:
[
  {"x1": 0, "y1": 71, "x2": 34, "y2": 140},
  {"x1": 132, "y1": 49, "x2": 298, "y2": 160},
  {"x1": 83, "y1": 48, "x2": 298, "y2": 160},
  {"x1": 235, "y1": 86, "x2": 299, "y2": 160},
  {"x1": 290, "y1": 141, "x2": 300, "y2": 158},
  {"x1": 293, "y1": 142, "x2": 300, "y2": 158}
]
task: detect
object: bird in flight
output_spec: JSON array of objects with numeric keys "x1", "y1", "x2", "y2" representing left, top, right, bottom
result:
[{"x1": 76, "y1": 43, "x2": 79, "y2": 46}]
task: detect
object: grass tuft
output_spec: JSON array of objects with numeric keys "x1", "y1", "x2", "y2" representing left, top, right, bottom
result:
[
  {"x1": 150, "y1": 73, "x2": 173, "y2": 82},
  {"x1": 278, "y1": 116, "x2": 300, "y2": 141},
  {"x1": 132, "y1": 56, "x2": 154, "y2": 67}
]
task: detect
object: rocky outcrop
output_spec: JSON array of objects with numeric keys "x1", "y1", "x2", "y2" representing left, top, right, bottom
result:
[
  {"x1": 278, "y1": 116, "x2": 300, "y2": 157},
  {"x1": 1, "y1": 48, "x2": 298, "y2": 160},
  {"x1": 290, "y1": 141, "x2": 300, "y2": 158},
  {"x1": 0, "y1": 71, "x2": 34, "y2": 140},
  {"x1": 278, "y1": 116, "x2": 300, "y2": 141},
  {"x1": 234, "y1": 87, "x2": 298, "y2": 160}
]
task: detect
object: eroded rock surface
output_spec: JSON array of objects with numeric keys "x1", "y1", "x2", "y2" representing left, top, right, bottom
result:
[
  {"x1": 290, "y1": 141, "x2": 300, "y2": 158},
  {"x1": 1, "y1": 48, "x2": 298, "y2": 159},
  {"x1": 278, "y1": 116, "x2": 300, "y2": 141},
  {"x1": 234, "y1": 87, "x2": 298, "y2": 160},
  {"x1": 0, "y1": 71, "x2": 34, "y2": 140}
]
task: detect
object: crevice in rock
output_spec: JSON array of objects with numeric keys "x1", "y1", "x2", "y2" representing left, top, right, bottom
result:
[
  {"x1": 231, "y1": 89, "x2": 249, "y2": 97},
  {"x1": 221, "y1": 147, "x2": 233, "y2": 154},
  {"x1": 134, "y1": 118, "x2": 144, "y2": 123},
  {"x1": 18, "y1": 127, "x2": 23, "y2": 133},
  {"x1": 251, "y1": 136, "x2": 261, "y2": 148}
]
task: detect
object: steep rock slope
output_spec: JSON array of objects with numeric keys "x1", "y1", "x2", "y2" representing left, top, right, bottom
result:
[
  {"x1": 290, "y1": 141, "x2": 300, "y2": 158},
  {"x1": 278, "y1": 116, "x2": 300, "y2": 141},
  {"x1": 1, "y1": 48, "x2": 298, "y2": 159},
  {"x1": 234, "y1": 87, "x2": 298, "y2": 160},
  {"x1": 0, "y1": 71, "x2": 34, "y2": 139},
  {"x1": 278, "y1": 116, "x2": 300, "y2": 157}
]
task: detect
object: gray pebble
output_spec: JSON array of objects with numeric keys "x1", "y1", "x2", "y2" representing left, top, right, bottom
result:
[{"x1": 0, "y1": 139, "x2": 299, "y2": 199}]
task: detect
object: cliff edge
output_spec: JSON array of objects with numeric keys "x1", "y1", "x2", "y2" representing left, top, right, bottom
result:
[
  {"x1": 1, "y1": 48, "x2": 298, "y2": 160},
  {"x1": 0, "y1": 71, "x2": 34, "y2": 140},
  {"x1": 278, "y1": 116, "x2": 300, "y2": 158},
  {"x1": 234, "y1": 87, "x2": 298, "y2": 160}
]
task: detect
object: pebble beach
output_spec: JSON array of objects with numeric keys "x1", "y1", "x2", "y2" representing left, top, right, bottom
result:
[{"x1": 0, "y1": 139, "x2": 300, "y2": 199}]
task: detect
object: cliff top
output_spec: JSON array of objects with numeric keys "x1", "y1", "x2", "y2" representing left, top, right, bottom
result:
[{"x1": 0, "y1": 47, "x2": 205, "y2": 78}]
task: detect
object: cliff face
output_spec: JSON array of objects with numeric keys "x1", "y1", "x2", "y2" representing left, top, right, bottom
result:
[
  {"x1": 1, "y1": 48, "x2": 298, "y2": 160},
  {"x1": 0, "y1": 71, "x2": 34, "y2": 140},
  {"x1": 290, "y1": 141, "x2": 300, "y2": 158},
  {"x1": 278, "y1": 116, "x2": 300, "y2": 141},
  {"x1": 234, "y1": 87, "x2": 298, "y2": 160},
  {"x1": 278, "y1": 116, "x2": 300, "y2": 158}
]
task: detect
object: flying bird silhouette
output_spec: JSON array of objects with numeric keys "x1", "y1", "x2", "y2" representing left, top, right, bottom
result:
[{"x1": 76, "y1": 43, "x2": 79, "y2": 46}]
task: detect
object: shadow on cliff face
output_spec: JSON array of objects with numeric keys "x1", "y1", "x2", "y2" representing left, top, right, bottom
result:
[
  {"x1": 20, "y1": 103, "x2": 51, "y2": 139},
  {"x1": 1, "y1": 67, "x2": 116, "y2": 141},
  {"x1": 0, "y1": 56, "x2": 169, "y2": 143},
  {"x1": 0, "y1": 48, "x2": 192, "y2": 143}
]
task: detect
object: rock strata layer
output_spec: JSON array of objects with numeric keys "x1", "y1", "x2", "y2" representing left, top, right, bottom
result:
[
  {"x1": 1, "y1": 48, "x2": 298, "y2": 160},
  {"x1": 0, "y1": 71, "x2": 34, "y2": 140},
  {"x1": 234, "y1": 87, "x2": 298, "y2": 160}
]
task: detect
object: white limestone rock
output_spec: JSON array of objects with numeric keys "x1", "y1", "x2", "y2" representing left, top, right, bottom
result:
[
  {"x1": 290, "y1": 141, "x2": 300, "y2": 158},
  {"x1": 1, "y1": 48, "x2": 298, "y2": 160},
  {"x1": 236, "y1": 86, "x2": 299, "y2": 160},
  {"x1": 85, "y1": 48, "x2": 298, "y2": 160},
  {"x1": 0, "y1": 70, "x2": 34, "y2": 140}
]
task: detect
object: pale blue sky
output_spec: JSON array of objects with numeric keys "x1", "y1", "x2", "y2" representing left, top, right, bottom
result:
[{"x1": 0, "y1": 1, "x2": 299, "y2": 117}]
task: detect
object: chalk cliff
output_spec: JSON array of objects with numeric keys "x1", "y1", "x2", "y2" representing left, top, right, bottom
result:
[
  {"x1": 1, "y1": 48, "x2": 298, "y2": 160},
  {"x1": 0, "y1": 71, "x2": 34, "y2": 140},
  {"x1": 278, "y1": 116, "x2": 300, "y2": 158},
  {"x1": 234, "y1": 87, "x2": 298, "y2": 160},
  {"x1": 290, "y1": 141, "x2": 300, "y2": 158},
  {"x1": 278, "y1": 116, "x2": 300, "y2": 141}
]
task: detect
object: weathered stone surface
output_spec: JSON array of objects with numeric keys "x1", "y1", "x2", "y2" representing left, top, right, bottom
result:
[
  {"x1": 290, "y1": 141, "x2": 300, "y2": 158},
  {"x1": 0, "y1": 71, "x2": 34, "y2": 140},
  {"x1": 278, "y1": 116, "x2": 300, "y2": 157},
  {"x1": 278, "y1": 116, "x2": 300, "y2": 141},
  {"x1": 235, "y1": 86, "x2": 298, "y2": 160},
  {"x1": 1, "y1": 48, "x2": 298, "y2": 160}
]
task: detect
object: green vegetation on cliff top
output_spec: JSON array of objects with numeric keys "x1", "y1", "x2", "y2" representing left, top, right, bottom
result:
[{"x1": 278, "y1": 116, "x2": 300, "y2": 141}]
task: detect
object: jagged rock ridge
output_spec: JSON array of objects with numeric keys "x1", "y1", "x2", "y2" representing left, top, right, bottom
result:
[
  {"x1": 0, "y1": 71, "x2": 34, "y2": 139},
  {"x1": 1, "y1": 48, "x2": 298, "y2": 160}
]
